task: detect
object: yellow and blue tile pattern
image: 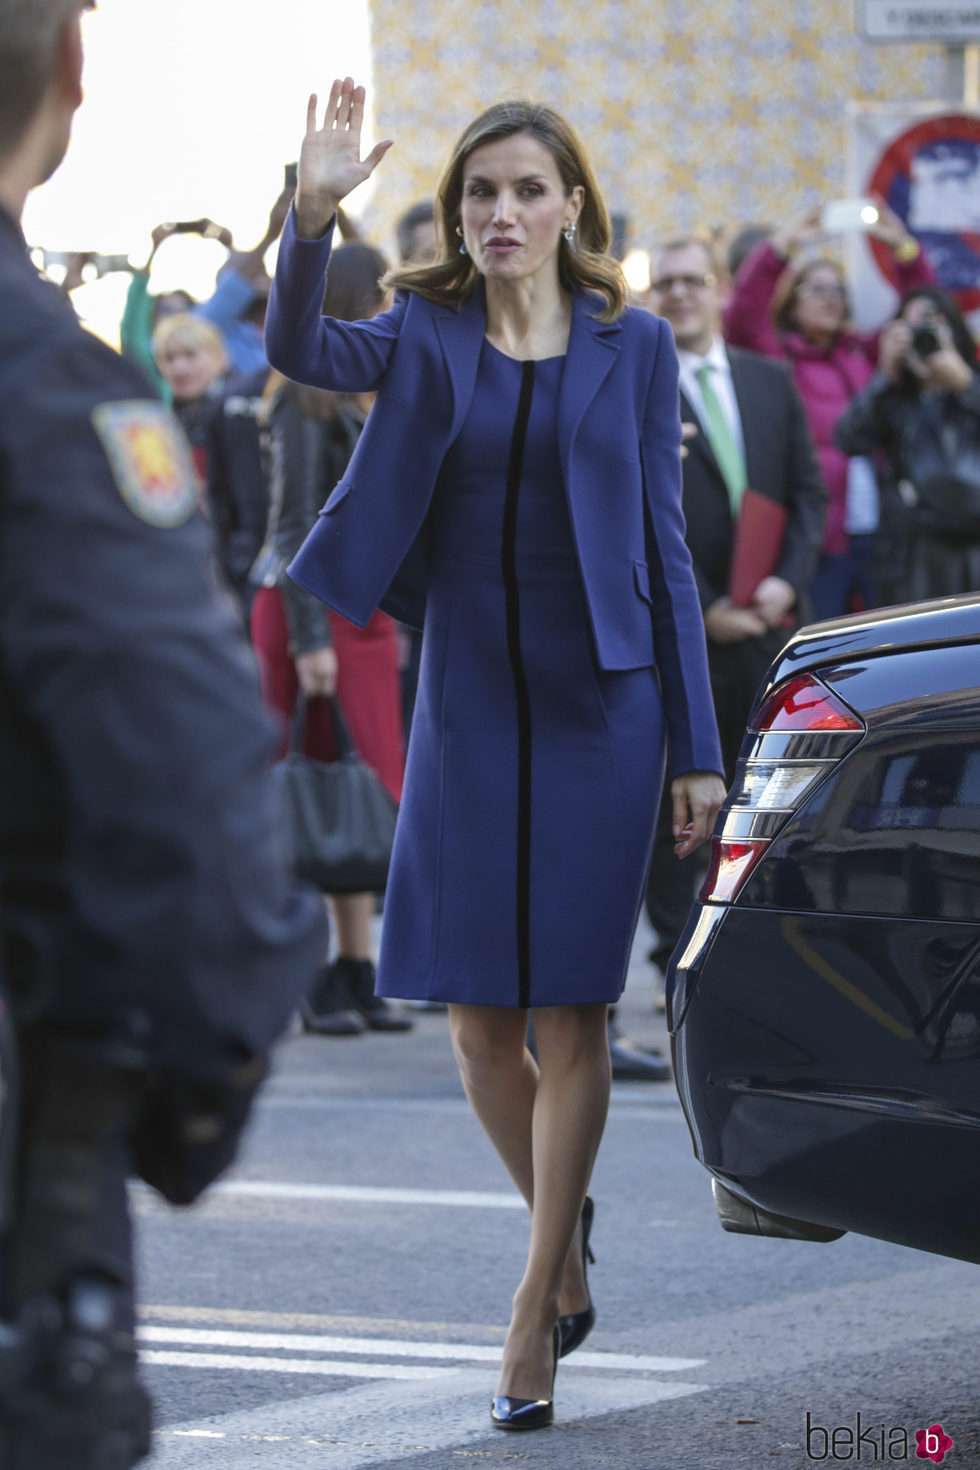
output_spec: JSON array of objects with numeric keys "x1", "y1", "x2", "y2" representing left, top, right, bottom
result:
[{"x1": 365, "y1": 0, "x2": 946, "y2": 253}]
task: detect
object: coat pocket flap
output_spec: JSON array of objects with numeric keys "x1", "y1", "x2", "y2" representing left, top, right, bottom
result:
[{"x1": 320, "y1": 480, "x2": 353, "y2": 516}]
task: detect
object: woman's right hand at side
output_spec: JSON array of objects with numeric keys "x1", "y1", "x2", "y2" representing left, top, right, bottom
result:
[
  {"x1": 294, "y1": 646, "x2": 338, "y2": 699},
  {"x1": 295, "y1": 78, "x2": 393, "y2": 239}
]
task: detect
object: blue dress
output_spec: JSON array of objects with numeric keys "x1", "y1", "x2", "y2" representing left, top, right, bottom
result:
[{"x1": 376, "y1": 341, "x2": 665, "y2": 1008}]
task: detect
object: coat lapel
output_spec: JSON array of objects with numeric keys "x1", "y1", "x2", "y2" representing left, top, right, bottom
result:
[
  {"x1": 433, "y1": 281, "x2": 489, "y2": 444},
  {"x1": 558, "y1": 294, "x2": 620, "y2": 480},
  {"x1": 432, "y1": 285, "x2": 620, "y2": 464}
]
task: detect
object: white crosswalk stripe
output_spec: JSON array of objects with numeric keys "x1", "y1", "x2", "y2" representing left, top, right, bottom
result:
[
  {"x1": 144, "y1": 1319, "x2": 709, "y2": 1466},
  {"x1": 139, "y1": 1323, "x2": 705, "y2": 1374}
]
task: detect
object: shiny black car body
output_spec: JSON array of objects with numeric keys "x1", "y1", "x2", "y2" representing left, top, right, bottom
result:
[{"x1": 670, "y1": 594, "x2": 980, "y2": 1265}]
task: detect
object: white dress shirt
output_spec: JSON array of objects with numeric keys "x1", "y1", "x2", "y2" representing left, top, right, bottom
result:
[{"x1": 677, "y1": 336, "x2": 747, "y2": 467}]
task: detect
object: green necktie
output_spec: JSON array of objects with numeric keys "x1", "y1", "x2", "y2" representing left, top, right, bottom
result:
[{"x1": 694, "y1": 362, "x2": 746, "y2": 513}]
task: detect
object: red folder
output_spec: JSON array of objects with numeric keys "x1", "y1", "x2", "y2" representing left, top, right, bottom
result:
[{"x1": 729, "y1": 487, "x2": 788, "y2": 608}]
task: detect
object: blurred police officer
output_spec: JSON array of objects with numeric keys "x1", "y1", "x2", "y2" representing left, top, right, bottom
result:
[{"x1": 0, "y1": 4, "x2": 325, "y2": 1466}]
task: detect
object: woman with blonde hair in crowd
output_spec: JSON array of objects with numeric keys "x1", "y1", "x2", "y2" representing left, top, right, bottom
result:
[
  {"x1": 266, "y1": 78, "x2": 724, "y2": 1429},
  {"x1": 152, "y1": 312, "x2": 229, "y2": 484}
]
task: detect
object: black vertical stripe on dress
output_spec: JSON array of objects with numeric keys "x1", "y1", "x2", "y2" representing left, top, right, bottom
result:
[{"x1": 502, "y1": 361, "x2": 536, "y2": 1009}]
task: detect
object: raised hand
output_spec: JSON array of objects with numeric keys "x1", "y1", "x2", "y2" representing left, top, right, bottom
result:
[
  {"x1": 868, "y1": 194, "x2": 915, "y2": 254},
  {"x1": 772, "y1": 204, "x2": 822, "y2": 260},
  {"x1": 295, "y1": 78, "x2": 393, "y2": 238}
]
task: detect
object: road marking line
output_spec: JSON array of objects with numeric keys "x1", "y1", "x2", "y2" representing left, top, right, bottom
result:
[
  {"x1": 140, "y1": 1304, "x2": 508, "y2": 1338},
  {"x1": 143, "y1": 1351, "x2": 457, "y2": 1380},
  {"x1": 139, "y1": 1325, "x2": 705, "y2": 1373},
  {"x1": 150, "y1": 1370, "x2": 708, "y2": 1468},
  {"x1": 211, "y1": 1181, "x2": 526, "y2": 1209},
  {"x1": 143, "y1": 1177, "x2": 680, "y2": 1222}
]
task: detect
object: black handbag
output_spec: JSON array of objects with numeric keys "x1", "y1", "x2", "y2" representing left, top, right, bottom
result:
[{"x1": 271, "y1": 695, "x2": 398, "y2": 894}]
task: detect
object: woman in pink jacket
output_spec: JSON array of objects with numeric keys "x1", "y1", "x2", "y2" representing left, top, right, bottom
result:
[{"x1": 723, "y1": 203, "x2": 934, "y2": 620}]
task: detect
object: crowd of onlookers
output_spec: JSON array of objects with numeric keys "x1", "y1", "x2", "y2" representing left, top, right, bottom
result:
[
  {"x1": 59, "y1": 180, "x2": 979, "y2": 635},
  {"x1": 710, "y1": 204, "x2": 980, "y2": 613},
  {"x1": 52, "y1": 178, "x2": 980, "y2": 1045}
]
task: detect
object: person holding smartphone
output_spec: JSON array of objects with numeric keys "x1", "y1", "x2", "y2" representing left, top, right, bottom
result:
[
  {"x1": 835, "y1": 286, "x2": 980, "y2": 603},
  {"x1": 723, "y1": 198, "x2": 935, "y2": 620}
]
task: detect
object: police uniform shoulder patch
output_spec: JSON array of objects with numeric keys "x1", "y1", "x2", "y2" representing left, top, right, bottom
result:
[{"x1": 91, "y1": 400, "x2": 199, "y2": 527}]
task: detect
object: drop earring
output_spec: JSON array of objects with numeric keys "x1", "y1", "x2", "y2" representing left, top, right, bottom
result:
[
  {"x1": 563, "y1": 222, "x2": 577, "y2": 246},
  {"x1": 456, "y1": 226, "x2": 468, "y2": 256}
]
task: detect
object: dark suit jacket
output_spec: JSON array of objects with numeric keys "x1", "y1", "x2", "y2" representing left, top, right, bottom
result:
[
  {"x1": 265, "y1": 210, "x2": 724, "y2": 779},
  {"x1": 679, "y1": 346, "x2": 827, "y2": 617}
]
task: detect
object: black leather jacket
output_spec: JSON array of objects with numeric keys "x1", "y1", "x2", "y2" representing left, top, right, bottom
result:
[
  {"x1": 251, "y1": 392, "x2": 364, "y2": 653},
  {"x1": 836, "y1": 371, "x2": 980, "y2": 529},
  {"x1": 836, "y1": 369, "x2": 980, "y2": 598}
]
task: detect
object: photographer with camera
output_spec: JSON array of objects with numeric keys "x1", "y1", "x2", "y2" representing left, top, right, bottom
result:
[{"x1": 835, "y1": 286, "x2": 980, "y2": 604}]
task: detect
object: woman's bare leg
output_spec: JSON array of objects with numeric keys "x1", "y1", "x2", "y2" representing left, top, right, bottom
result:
[{"x1": 449, "y1": 1001, "x2": 610, "y2": 1399}]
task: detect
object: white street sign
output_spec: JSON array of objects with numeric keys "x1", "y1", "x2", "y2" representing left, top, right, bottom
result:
[{"x1": 860, "y1": 1, "x2": 980, "y2": 41}]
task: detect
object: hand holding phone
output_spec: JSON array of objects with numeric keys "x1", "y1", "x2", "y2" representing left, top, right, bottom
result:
[{"x1": 819, "y1": 198, "x2": 880, "y2": 234}]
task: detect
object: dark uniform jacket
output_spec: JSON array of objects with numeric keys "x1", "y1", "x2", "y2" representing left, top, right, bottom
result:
[{"x1": 0, "y1": 204, "x2": 323, "y2": 1084}]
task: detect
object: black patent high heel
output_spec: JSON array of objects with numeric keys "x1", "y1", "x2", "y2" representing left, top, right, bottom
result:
[
  {"x1": 558, "y1": 1194, "x2": 596, "y2": 1358},
  {"x1": 490, "y1": 1323, "x2": 560, "y2": 1431}
]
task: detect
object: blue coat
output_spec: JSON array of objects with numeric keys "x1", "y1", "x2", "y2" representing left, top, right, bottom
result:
[{"x1": 265, "y1": 212, "x2": 723, "y2": 780}]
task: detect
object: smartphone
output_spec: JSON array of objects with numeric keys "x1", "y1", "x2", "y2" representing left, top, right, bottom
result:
[
  {"x1": 820, "y1": 198, "x2": 880, "y2": 234},
  {"x1": 284, "y1": 162, "x2": 298, "y2": 190},
  {"x1": 173, "y1": 219, "x2": 208, "y2": 235}
]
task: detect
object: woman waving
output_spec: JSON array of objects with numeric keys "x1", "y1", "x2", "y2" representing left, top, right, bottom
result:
[{"x1": 267, "y1": 78, "x2": 724, "y2": 1431}]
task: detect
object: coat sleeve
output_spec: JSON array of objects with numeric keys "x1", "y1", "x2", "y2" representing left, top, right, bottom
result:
[
  {"x1": 640, "y1": 319, "x2": 725, "y2": 781},
  {"x1": 834, "y1": 373, "x2": 901, "y2": 455},
  {"x1": 206, "y1": 386, "x2": 270, "y2": 594},
  {"x1": 265, "y1": 208, "x2": 408, "y2": 391},
  {"x1": 722, "y1": 242, "x2": 787, "y2": 360},
  {"x1": 274, "y1": 398, "x2": 334, "y2": 653}
]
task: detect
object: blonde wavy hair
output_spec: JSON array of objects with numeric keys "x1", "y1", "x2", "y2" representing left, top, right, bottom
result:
[{"x1": 384, "y1": 99, "x2": 627, "y2": 324}]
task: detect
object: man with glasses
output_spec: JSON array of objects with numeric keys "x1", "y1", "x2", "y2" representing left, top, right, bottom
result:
[{"x1": 642, "y1": 235, "x2": 826, "y2": 984}]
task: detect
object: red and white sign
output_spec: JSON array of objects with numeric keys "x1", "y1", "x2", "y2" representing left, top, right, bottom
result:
[{"x1": 847, "y1": 103, "x2": 980, "y2": 327}]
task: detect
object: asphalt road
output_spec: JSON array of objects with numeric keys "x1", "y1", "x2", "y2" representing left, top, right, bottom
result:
[{"x1": 134, "y1": 921, "x2": 980, "y2": 1469}]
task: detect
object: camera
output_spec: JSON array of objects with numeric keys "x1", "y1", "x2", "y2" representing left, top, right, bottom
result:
[{"x1": 911, "y1": 321, "x2": 942, "y2": 358}]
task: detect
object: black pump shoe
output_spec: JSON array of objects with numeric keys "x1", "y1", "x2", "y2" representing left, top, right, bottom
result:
[
  {"x1": 491, "y1": 1324, "x2": 560, "y2": 1432},
  {"x1": 558, "y1": 1195, "x2": 596, "y2": 1358}
]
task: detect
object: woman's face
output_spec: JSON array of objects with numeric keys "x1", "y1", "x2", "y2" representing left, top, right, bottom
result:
[
  {"x1": 157, "y1": 338, "x2": 225, "y2": 401},
  {"x1": 791, "y1": 265, "x2": 847, "y2": 341},
  {"x1": 458, "y1": 131, "x2": 583, "y2": 289},
  {"x1": 901, "y1": 295, "x2": 944, "y2": 332}
]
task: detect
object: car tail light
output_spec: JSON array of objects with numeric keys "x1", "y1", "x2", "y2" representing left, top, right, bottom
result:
[
  {"x1": 699, "y1": 673, "x2": 864, "y2": 905},
  {"x1": 751, "y1": 673, "x2": 863, "y2": 733},
  {"x1": 699, "y1": 839, "x2": 770, "y2": 903}
]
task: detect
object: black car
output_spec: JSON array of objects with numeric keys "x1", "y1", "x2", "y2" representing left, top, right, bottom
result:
[{"x1": 670, "y1": 594, "x2": 980, "y2": 1265}]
